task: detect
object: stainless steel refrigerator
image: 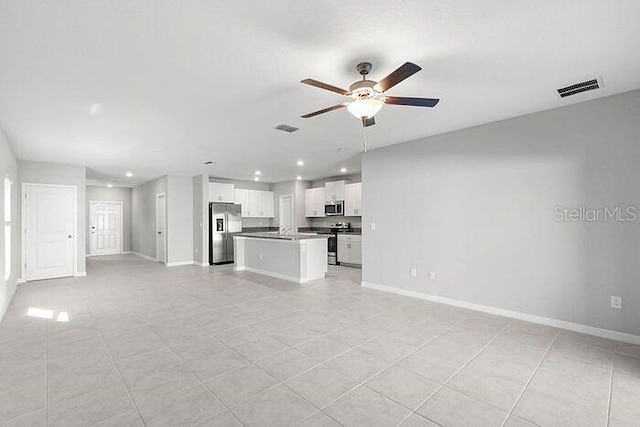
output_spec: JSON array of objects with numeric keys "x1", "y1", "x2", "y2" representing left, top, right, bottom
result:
[{"x1": 209, "y1": 203, "x2": 242, "y2": 264}]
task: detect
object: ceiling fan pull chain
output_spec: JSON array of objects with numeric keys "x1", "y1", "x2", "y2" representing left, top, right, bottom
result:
[{"x1": 361, "y1": 123, "x2": 368, "y2": 154}]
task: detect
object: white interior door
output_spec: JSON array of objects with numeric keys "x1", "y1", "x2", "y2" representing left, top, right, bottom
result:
[
  {"x1": 25, "y1": 184, "x2": 75, "y2": 281},
  {"x1": 279, "y1": 194, "x2": 294, "y2": 232},
  {"x1": 155, "y1": 193, "x2": 166, "y2": 263},
  {"x1": 90, "y1": 201, "x2": 122, "y2": 255}
]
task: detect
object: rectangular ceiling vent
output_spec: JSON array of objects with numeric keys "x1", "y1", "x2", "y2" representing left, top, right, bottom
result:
[
  {"x1": 275, "y1": 124, "x2": 299, "y2": 133},
  {"x1": 557, "y1": 77, "x2": 602, "y2": 98}
]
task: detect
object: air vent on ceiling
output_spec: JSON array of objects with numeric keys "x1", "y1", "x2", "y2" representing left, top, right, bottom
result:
[
  {"x1": 557, "y1": 77, "x2": 602, "y2": 98},
  {"x1": 275, "y1": 124, "x2": 299, "y2": 133}
]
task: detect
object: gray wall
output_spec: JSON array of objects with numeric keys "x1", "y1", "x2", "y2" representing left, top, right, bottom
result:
[
  {"x1": 18, "y1": 160, "x2": 87, "y2": 275},
  {"x1": 86, "y1": 186, "x2": 133, "y2": 252},
  {"x1": 167, "y1": 176, "x2": 193, "y2": 264},
  {"x1": 132, "y1": 176, "x2": 167, "y2": 259},
  {"x1": 0, "y1": 126, "x2": 18, "y2": 321},
  {"x1": 362, "y1": 89, "x2": 640, "y2": 336},
  {"x1": 193, "y1": 174, "x2": 208, "y2": 264}
]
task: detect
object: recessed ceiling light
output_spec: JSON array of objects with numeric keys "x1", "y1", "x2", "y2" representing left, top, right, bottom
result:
[
  {"x1": 254, "y1": 177, "x2": 260, "y2": 182},
  {"x1": 297, "y1": 160, "x2": 304, "y2": 166},
  {"x1": 296, "y1": 176, "x2": 302, "y2": 180},
  {"x1": 335, "y1": 147, "x2": 346, "y2": 152},
  {"x1": 89, "y1": 103, "x2": 102, "y2": 115},
  {"x1": 125, "y1": 172, "x2": 133, "y2": 178},
  {"x1": 107, "y1": 183, "x2": 113, "y2": 188},
  {"x1": 254, "y1": 170, "x2": 262, "y2": 176},
  {"x1": 340, "y1": 167, "x2": 347, "y2": 173}
]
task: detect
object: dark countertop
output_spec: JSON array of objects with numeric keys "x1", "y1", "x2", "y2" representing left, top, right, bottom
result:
[{"x1": 236, "y1": 232, "x2": 328, "y2": 241}]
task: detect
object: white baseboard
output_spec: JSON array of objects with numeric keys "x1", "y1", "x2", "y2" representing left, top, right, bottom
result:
[
  {"x1": 361, "y1": 281, "x2": 640, "y2": 346},
  {"x1": 194, "y1": 261, "x2": 210, "y2": 267},
  {"x1": 74, "y1": 272, "x2": 87, "y2": 277},
  {"x1": 235, "y1": 266, "x2": 310, "y2": 284},
  {"x1": 166, "y1": 261, "x2": 194, "y2": 267},
  {"x1": 17, "y1": 277, "x2": 26, "y2": 284},
  {"x1": 131, "y1": 252, "x2": 158, "y2": 262}
]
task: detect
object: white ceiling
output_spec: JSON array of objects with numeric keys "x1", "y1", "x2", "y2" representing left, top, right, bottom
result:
[{"x1": 1, "y1": 0, "x2": 639, "y2": 185}]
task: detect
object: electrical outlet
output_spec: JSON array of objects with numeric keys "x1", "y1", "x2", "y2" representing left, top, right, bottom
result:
[
  {"x1": 410, "y1": 267, "x2": 417, "y2": 277},
  {"x1": 611, "y1": 296, "x2": 622, "y2": 309},
  {"x1": 429, "y1": 272, "x2": 435, "y2": 280},
  {"x1": 370, "y1": 222, "x2": 376, "y2": 231}
]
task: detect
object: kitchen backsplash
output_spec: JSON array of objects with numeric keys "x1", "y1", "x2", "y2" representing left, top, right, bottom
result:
[{"x1": 308, "y1": 216, "x2": 362, "y2": 228}]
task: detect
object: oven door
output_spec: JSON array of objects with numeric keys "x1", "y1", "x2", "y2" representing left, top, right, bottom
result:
[{"x1": 327, "y1": 235, "x2": 337, "y2": 265}]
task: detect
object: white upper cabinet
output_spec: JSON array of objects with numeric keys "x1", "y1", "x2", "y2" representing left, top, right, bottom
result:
[
  {"x1": 232, "y1": 188, "x2": 274, "y2": 218},
  {"x1": 305, "y1": 187, "x2": 326, "y2": 217},
  {"x1": 209, "y1": 182, "x2": 234, "y2": 203},
  {"x1": 344, "y1": 183, "x2": 362, "y2": 217},
  {"x1": 325, "y1": 180, "x2": 347, "y2": 202},
  {"x1": 248, "y1": 190, "x2": 274, "y2": 218},
  {"x1": 234, "y1": 189, "x2": 251, "y2": 217}
]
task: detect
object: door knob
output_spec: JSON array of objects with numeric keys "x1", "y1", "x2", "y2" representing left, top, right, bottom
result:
[{"x1": 68, "y1": 235, "x2": 73, "y2": 239}]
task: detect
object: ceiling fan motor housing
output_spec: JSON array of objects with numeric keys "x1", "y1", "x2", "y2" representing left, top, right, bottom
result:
[{"x1": 348, "y1": 80, "x2": 381, "y2": 100}]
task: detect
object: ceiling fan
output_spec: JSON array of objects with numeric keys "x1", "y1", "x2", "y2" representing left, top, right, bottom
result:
[{"x1": 301, "y1": 61, "x2": 439, "y2": 127}]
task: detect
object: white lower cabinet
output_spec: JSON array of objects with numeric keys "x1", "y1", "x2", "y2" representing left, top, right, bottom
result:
[{"x1": 337, "y1": 234, "x2": 362, "y2": 266}]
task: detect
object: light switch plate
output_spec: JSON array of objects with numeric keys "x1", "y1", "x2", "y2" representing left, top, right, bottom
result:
[
  {"x1": 370, "y1": 222, "x2": 376, "y2": 231},
  {"x1": 410, "y1": 267, "x2": 417, "y2": 277}
]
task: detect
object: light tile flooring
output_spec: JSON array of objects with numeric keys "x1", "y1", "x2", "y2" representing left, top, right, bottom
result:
[{"x1": 1, "y1": 254, "x2": 639, "y2": 426}]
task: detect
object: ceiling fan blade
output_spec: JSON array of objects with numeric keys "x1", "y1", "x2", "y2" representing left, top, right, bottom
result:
[
  {"x1": 385, "y1": 96, "x2": 439, "y2": 107},
  {"x1": 374, "y1": 62, "x2": 422, "y2": 92},
  {"x1": 301, "y1": 79, "x2": 350, "y2": 96},
  {"x1": 362, "y1": 117, "x2": 375, "y2": 127},
  {"x1": 301, "y1": 103, "x2": 346, "y2": 118}
]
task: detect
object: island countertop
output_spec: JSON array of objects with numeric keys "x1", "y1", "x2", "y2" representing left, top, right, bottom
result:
[{"x1": 235, "y1": 232, "x2": 328, "y2": 241}]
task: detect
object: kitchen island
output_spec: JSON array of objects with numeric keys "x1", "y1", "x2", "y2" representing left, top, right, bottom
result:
[{"x1": 233, "y1": 232, "x2": 328, "y2": 283}]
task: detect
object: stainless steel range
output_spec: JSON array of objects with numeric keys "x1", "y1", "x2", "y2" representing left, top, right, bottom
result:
[{"x1": 324, "y1": 222, "x2": 350, "y2": 265}]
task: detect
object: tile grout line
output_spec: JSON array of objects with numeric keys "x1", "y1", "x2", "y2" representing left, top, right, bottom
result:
[
  {"x1": 87, "y1": 311, "x2": 146, "y2": 426},
  {"x1": 197, "y1": 312, "x2": 422, "y2": 424},
  {"x1": 605, "y1": 354, "x2": 615, "y2": 427},
  {"x1": 499, "y1": 330, "x2": 559, "y2": 427},
  {"x1": 294, "y1": 316, "x2": 473, "y2": 425},
  {"x1": 142, "y1": 323, "x2": 246, "y2": 426},
  {"x1": 396, "y1": 319, "x2": 515, "y2": 426}
]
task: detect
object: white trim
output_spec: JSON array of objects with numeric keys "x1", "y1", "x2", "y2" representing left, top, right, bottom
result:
[
  {"x1": 89, "y1": 200, "x2": 124, "y2": 256},
  {"x1": 17, "y1": 277, "x2": 26, "y2": 284},
  {"x1": 130, "y1": 251, "x2": 157, "y2": 262},
  {"x1": 361, "y1": 281, "x2": 640, "y2": 346},
  {"x1": 21, "y1": 183, "x2": 78, "y2": 282},
  {"x1": 235, "y1": 265, "x2": 311, "y2": 284},
  {"x1": 194, "y1": 261, "x2": 209, "y2": 267},
  {"x1": 166, "y1": 261, "x2": 194, "y2": 267},
  {"x1": 74, "y1": 272, "x2": 87, "y2": 277},
  {"x1": 155, "y1": 193, "x2": 166, "y2": 264}
]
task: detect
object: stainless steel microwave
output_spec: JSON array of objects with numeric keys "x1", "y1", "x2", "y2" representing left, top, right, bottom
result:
[{"x1": 324, "y1": 201, "x2": 344, "y2": 216}]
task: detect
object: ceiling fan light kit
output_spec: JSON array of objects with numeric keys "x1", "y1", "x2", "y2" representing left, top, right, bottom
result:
[{"x1": 301, "y1": 61, "x2": 439, "y2": 127}]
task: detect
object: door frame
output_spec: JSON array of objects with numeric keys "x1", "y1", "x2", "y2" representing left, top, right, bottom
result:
[
  {"x1": 155, "y1": 193, "x2": 166, "y2": 264},
  {"x1": 88, "y1": 200, "x2": 124, "y2": 256},
  {"x1": 21, "y1": 183, "x2": 78, "y2": 281},
  {"x1": 279, "y1": 194, "x2": 295, "y2": 232}
]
